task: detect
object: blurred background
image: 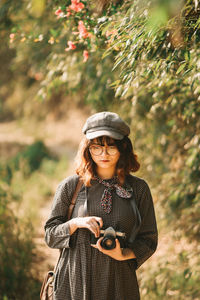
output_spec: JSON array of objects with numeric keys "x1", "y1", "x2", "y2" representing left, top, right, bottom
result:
[{"x1": 0, "y1": 0, "x2": 200, "y2": 299}]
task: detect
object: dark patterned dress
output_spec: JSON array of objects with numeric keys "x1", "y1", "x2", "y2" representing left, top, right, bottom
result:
[{"x1": 45, "y1": 175, "x2": 158, "y2": 300}]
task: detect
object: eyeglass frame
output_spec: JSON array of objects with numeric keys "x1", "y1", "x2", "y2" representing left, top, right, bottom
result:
[{"x1": 89, "y1": 143, "x2": 119, "y2": 156}]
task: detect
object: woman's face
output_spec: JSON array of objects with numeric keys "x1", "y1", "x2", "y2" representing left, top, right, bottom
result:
[{"x1": 89, "y1": 137, "x2": 120, "y2": 171}]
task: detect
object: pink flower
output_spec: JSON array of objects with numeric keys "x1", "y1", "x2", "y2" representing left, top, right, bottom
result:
[
  {"x1": 34, "y1": 73, "x2": 43, "y2": 81},
  {"x1": 69, "y1": 0, "x2": 84, "y2": 12},
  {"x1": 78, "y1": 21, "x2": 91, "y2": 39},
  {"x1": 83, "y1": 50, "x2": 89, "y2": 62},
  {"x1": 65, "y1": 41, "x2": 76, "y2": 51},
  {"x1": 55, "y1": 7, "x2": 67, "y2": 18},
  {"x1": 55, "y1": 8, "x2": 62, "y2": 15},
  {"x1": 10, "y1": 33, "x2": 15, "y2": 39},
  {"x1": 9, "y1": 33, "x2": 15, "y2": 43},
  {"x1": 66, "y1": 8, "x2": 71, "y2": 17},
  {"x1": 106, "y1": 29, "x2": 118, "y2": 38}
]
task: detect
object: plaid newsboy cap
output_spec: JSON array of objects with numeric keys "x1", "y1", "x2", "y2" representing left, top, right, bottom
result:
[{"x1": 82, "y1": 111, "x2": 130, "y2": 140}]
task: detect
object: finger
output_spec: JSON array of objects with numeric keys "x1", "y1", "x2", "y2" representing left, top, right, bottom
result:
[
  {"x1": 97, "y1": 237, "x2": 103, "y2": 244},
  {"x1": 115, "y1": 238, "x2": 120, "y2": 247},
  {"x1": 92, "y1": 221, "x2": 101, "y2": 237},
  {"x1": 95, "y1": 217, "x2": 103, "y2": 228},
  {"x1": 91, "y1": 238, "x2": 102, "y2": 250},
  {"x1": 92, "y1": 221, "x2": 100, "y2": 237},
  {"x1": 96, "y1": 237, "x2": 104, "y2": 250},
  {"x1": 90, "y1": 218, "x2": 101, "y2": 237},
  {"x1": 91, "y1": 239, "x2": 104, "y2": 253},
  {"x1": 88, "y1": 223, "x2": 99, "y2": 238}
]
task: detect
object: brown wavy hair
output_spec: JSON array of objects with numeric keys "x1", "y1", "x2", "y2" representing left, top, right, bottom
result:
[{"x1": 75, "y1": 136, "x2": 140, "y2": 186}]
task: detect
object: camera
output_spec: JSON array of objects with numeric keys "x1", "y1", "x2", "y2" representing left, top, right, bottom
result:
[{"x1": 91, "y1": 226, "x2": 126, "y2": 250}]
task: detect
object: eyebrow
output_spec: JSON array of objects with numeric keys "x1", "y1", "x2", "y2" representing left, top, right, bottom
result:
[{"x1": 91, "y1": 143, "x2": 116, "y2": 146}]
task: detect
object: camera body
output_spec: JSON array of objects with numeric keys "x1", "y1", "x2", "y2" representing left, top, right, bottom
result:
[{"x1": 91, "y1": 226, "x2": 126, "y2": 250}]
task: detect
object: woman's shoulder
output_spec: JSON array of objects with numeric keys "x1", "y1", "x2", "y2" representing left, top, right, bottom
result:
[
  {"x1": 126, "y1": 175, "x2": 152, "y2": 204},
  {"x1": 126, "y1": 174, "x2": 152, "y2": 195},
  {"x1": 56, "y1": 174, "x2": 80, "y2": 194},
  {"x1": 126, "y1": 174, "x2": 149, "y2": 188},
  {"x1": 59, "y1": 174, "x2": 79, "y2": 185}
]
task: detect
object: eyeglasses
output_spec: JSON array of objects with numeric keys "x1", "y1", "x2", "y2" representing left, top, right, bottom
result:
[{"x1": 89, "y1": 144, "x2": 118, "y2": 156}]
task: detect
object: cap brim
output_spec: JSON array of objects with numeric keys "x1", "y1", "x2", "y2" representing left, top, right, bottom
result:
[{"x1": 86, "y1": 130, "x2": 124, "y2": 140}]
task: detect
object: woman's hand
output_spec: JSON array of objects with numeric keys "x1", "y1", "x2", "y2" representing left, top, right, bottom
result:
[
  {"x1": 68, "y1": 216, "x2": 103, "y2": 237},
  {"x1": 91, "y1": 237, "x2": 136, "y2": 261}
]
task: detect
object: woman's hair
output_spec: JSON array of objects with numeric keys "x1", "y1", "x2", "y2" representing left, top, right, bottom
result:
[{"x1": 75, "y1": 135, "x2": 140, "y2": 186}]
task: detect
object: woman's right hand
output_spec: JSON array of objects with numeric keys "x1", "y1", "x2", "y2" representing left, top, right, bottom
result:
[{"x1": 68, "y1": 216, "x2": 103, "y2": 237}]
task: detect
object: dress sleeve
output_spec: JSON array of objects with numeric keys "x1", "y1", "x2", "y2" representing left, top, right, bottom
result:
[
  {"x1": 44, "y1": 176, "x2": 78, "y2": 249},
  {"x1": 130, "y1": 180, "x2": 158, "y2": 269}
]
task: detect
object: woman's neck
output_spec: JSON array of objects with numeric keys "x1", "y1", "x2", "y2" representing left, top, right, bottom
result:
[{"x1": 96, "y1": 167, "x2": 116, "y2": 180}]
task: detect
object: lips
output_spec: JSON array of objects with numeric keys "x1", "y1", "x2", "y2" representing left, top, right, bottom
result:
[{"x1": 100, "y1": 160, "x2": 110, "y2": 162}]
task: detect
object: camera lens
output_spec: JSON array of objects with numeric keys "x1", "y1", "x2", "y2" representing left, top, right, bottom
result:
[
  {"x1": 104, "y1": 239, "x2": 113, "y2": 247},
  {"x1": 100, "y1": 235, "x2": 116, "y2": 250}
]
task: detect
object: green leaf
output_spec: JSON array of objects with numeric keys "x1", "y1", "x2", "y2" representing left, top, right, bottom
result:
[
  {"x1": 112, "y1": 57, "x2": 126, "y2": 71},
  {"x1": 50, "y1": 29, "x2": 59, "y2": 38},
  {"x1": 121, "y1": 86, "x2": 129, "y2": 97},
  {"x1": 115, "y1": 86, "x2": 122, "y2": 97},
  {"x1": 176, "y1": 63, "x2": 187, "y2": 75},
  {"x1": 109, "y1": 80, "x2": 120, "y2": 87}
]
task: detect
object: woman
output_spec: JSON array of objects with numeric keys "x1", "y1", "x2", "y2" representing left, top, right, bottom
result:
[{"x1": 45, "y1": 111, "x2": 158, "y2": 300}]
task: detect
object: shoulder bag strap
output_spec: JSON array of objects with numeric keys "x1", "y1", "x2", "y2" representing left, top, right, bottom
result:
[{"x1": 67, "y1": 178, "x2": 83, "y2": 220}]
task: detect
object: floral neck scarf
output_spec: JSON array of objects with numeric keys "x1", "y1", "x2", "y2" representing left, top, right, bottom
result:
[{"x1": 95, "y1": 176, "x2": 132, "y2": 214}]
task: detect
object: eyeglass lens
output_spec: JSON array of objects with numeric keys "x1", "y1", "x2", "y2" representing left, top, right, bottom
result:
[{"x1": 89, "y1": 145, "x2": 118, "y2": 156}]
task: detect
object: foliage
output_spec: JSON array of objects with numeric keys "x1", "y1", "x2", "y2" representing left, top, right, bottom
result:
[
  {"x1": 101, "y1": 0, "x2": 200, "y2": 239},
  {"x1": 139, "y1": 254, "x2": 200, "y2": 300},
  {"x1": 9, "y1": 140, "x2": 52, "y2": 175},
  {"x1": 0, "y1": 174, "x2": 40, "y2": 299},
  {"x1": 0, "y1": 0, "x2": 120, "y2": 113},
  {"x1": 0, "y1": 141, "x2": 69, "y2": 299}
]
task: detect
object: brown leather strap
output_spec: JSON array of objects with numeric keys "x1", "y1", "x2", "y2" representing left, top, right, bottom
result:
[{"x1": 67, "y1": 178, "x2": 83, "y2": 220}]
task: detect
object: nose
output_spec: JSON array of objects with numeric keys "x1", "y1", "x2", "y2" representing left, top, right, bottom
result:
[{"x1": 101, "y1": 147, "x2": 109, "y2": 156}]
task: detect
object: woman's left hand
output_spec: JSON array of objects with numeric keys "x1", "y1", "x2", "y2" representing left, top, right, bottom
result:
[
  {"x1": 91, "y1": 237, "x2": 135, "y2": 261},
  {"x1": 91, "y1": 237, "x2": 123, "y2": 260}
]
